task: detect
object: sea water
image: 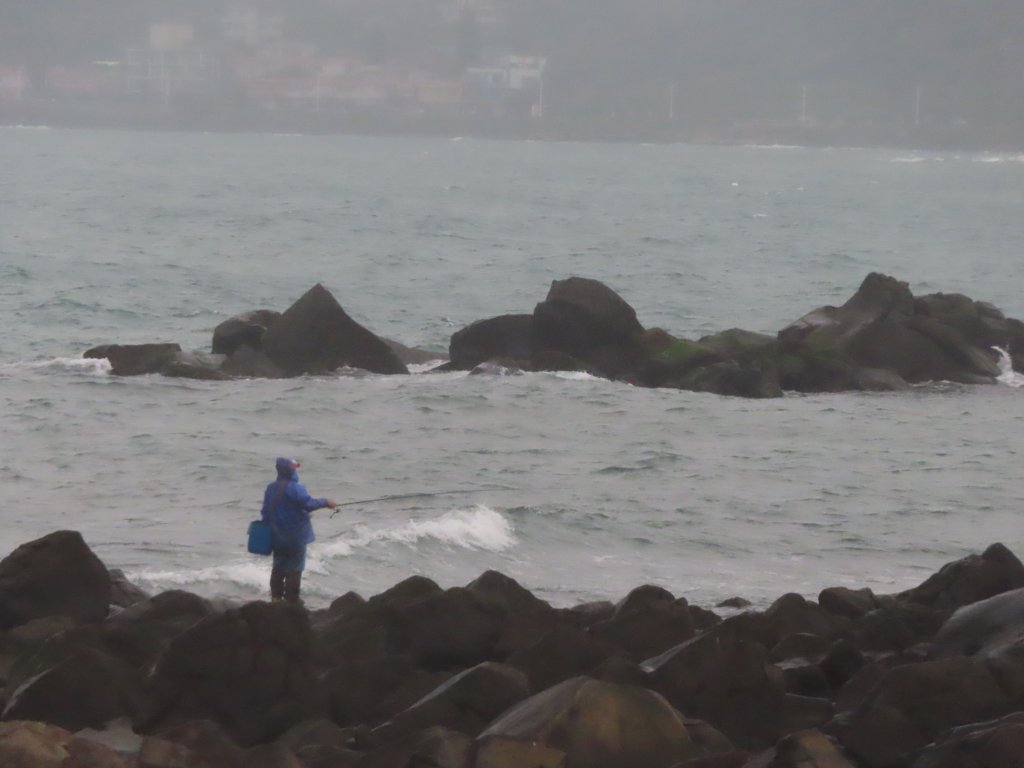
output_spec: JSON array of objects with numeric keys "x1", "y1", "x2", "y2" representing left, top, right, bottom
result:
[{"x1": 2, "y1": 127, "x2": 1023, "y2": 609}]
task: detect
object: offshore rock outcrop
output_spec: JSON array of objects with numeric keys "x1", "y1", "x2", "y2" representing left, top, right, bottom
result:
[
  {"x1": 4, "y1": 531, "x2": 1024, "y2": 766},
  {"x1": 83, "y1": 273, "x2": 1024, "y2": 397}
]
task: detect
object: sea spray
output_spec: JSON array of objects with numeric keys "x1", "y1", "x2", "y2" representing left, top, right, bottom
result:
[
  {"x1": 993, "y1": 347, "x2": 1024, "y2": 388},
  {"x1": 320, "y1": 505, "x2": 516, "y2": 558}
]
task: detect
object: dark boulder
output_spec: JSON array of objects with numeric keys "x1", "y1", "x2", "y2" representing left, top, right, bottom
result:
[
  {"x1": 358, "y1": 726, "x2": 471, "y2": 768},
  {"x1": 2, "y1": 647, "x2": 140, "y2": 730},
  {"x1": 506, "y1": 624, "x2": 622, "y2": 692},
  {"x1": 390, "y1": 587, "x2": 509, "y2": 670},
  {"x1": 261, "y1": 284, "x2": 408, "y2": 376},
  {"x1": 590, "y1": 595, "x2": 697, "y2": 661},
  {"x1": 480, "y1": 676, "x2": 701, "y2": 768},
  {"x1": 108, "y1": 569, "x2": 150, "y2": 610},
  {"x1": 761, "y1": 593, "x2": 847, "y2": 649},
  {"x1": 932, "y1": 586, "x2": 1024, "y2": 659},
  {"x1": 377, "y1": 661, "x2": 530, "y2": 740},
  {"x1": 777, "y1": 273, "x2": 1003, "y2": 389},
  {"x1": 532, "y1": 277, "x2": 647, "y2": 378},
  {"x1": 818, "y1": 587, "x2": 878, "y2": 620},
  {"x1": 642, "y1": 615, "x2": 789, "y2": 749},
  {"x1": 448, "y1": 315, "x2": 534, "y2": 370},
  {"x1": 0, "y1": 721, "x2": 131, "y2": 768},
  {"x1": 383, "y1": 337, "x2": 445, "y2": 366},
  {"x1": 831, "y1": 656, "x2": 1021, "y2": 768},
  {"x1": 906, "y1": 712, "x2": 1024, "y2": 768},
  {"x1": 752, "y1": 729, "x2": 857, "y2": 768},
  {"x1": 322, "y1": 654, "x2": 440, "y2": 726},
  {"x1": 211, "y1": 310, "x2": 281, "y2": 355},
  {"x1": 0, "y1": 530, "x2": 111, "y2": 630},
  {"x1": 83, "y1": 343, "x2": 182, "y2": 376},
  {"x1": 136, "y1": 601, "x2": 326, "y2": 745},
  {"x1": 465, "y1": 571, "x2": 552, "y2": 616},
  {"x1": 897, "y1": 543, "x2": 1024, "y2": 611},
  {"x1": 473, "y1": 735, "x2": 566, "y2": 767},
  {"x1": 312, "y1": 576, "x2": 444, "y2": 667}
]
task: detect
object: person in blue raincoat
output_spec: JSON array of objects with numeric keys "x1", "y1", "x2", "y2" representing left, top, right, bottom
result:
[{"x1": 261, "y1": 457, "x2": 336, "y2": 603}]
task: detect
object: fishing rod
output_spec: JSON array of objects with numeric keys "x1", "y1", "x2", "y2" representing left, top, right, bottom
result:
[{"x1": 329, "y1": 486, "x2": 514, "y2": 517}]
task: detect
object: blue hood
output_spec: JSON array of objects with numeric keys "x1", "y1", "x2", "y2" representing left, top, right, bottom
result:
[{"x1": 275, "y1": 457, "x2": 299, "y2": 479}]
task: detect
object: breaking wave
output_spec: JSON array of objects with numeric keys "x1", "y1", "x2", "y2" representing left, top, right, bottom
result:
[{"x1": 320, "y1": 505, "x2": 516, "y2": 557}]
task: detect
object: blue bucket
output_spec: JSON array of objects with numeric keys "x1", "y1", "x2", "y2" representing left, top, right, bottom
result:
[{"x1": 247, "y1": 520, "x2": 273, "y2": 555}]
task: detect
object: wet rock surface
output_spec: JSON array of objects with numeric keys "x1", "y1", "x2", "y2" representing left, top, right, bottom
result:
[
  {"x1": 4, "y1": 531, "x2": 1024, "y2": 766},
  {"x1": 83, "y1": 273, "x2": 1023, "y2": 398}
]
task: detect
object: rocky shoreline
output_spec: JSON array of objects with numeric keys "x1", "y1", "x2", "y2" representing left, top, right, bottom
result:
[
  {"x1": 3, "y1": 530, "x2": 1024, "y2": 766},
  {"x1": 85, "y1": 273, "x2": 1024, "y2": 399}
]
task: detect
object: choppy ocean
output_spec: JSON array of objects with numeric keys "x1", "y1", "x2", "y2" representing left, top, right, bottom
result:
[{"x1": 2, "y1": 127, "x2": 1023, "y2": 610}]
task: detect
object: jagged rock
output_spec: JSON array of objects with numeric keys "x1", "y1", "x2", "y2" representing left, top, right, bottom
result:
[
  {"x1": 448, "y1": 315, "x2": 534, "y2": 370},
  {"x1": 643, "y1": 615, "x2": 789, "y2": 749},
  {"x1": 852, "y1": 602, "x2": 947, "y2": 652},
  {"x1": 897, "y1": 543, "x2": 1024, "y2": 610},
  {"x1": 3, "y1": 647, "x2": 140, "y2": 730},
  {"x1": 211, "y1": 310, "x2": 281, "y2": 355},
  {"x1": 219, "y1": 344, "x2": 285, "y2": 378},
  {"x1": 136, "y1": 602, "x2": 326, "y2": 745},
  {"x1": 312, "y1": 576, "x2": 445, "y2": 667},
  {"x1": 358, "y1": 726, "x2": 471, "y2": 768},
  {"x1": 0, "y1": 720, "x2": 130, "y2": 768},
  {"x1": 322, "y1": 654, "x2": 450, "y2": 726},
  {"x1": 505, "y1": 624, "x2": 622, "y2": 692},
  {"x1": 480, "y1": 676, "x2": 701, "y2": 768},
  {"x1": 769, "y1": 633, "x2": 833, "y2": 663},
  {"x1": 831, "y1": 656, "x2": 1020, "y2": 768},
  {"x1": 751, "y1": 729, "x2": 856, "y2": 768},
  {"x1": 108, "y1": 569, "x2": 150, "y2": 610},
  {"x1": 84, "y1": 343, "x2": 182, "y2": 375},
  {"x1": 473, "y1": 735, "x2": 566, "y2": 768},
  {"x1": 671, "y1": 753, "x2": 751, "y2": 768},
  {"x1": 905, "y1": 712, "x2": 1024, "y2": 768},
  {"x1": 277, "y1": 718, "x2": 356, "y2": 754},
  {"x1": 761, "y1": 594, "x2": 846, "y2": 649},
  {"x1": 384, "y1": 337, "x2": 445, "y2": 366},
  {"x1": 261, "y1": 283, "x2": 408, "y2": 376},
  {"x1": 819, "y1": 640, "x2": 866, "y2": 693},
  {"x1": 532, "y1": 277, "x2": 647, "y2": 378},
  {"x1": 391, "y1": 587, "x2": 509, "y2": 670},
  {"x1": 107, "y1": 590, "x2": 212, "y2": 628},
  {"x1": 818, "y1": 587, "x2": 878, "y2": 620},
  {"x1": 562, "y1": 600, "x2": 616, "y2": 628},
  {"x1": 932, "y1": 586, "x2": 1024, "y2": 659},
  {"x1": 0, "y1": 530, "x2": 111, "y2": 630},
  {"x1": 466, "y1": 571, "x2": 552, "y2": 616},
  {"x1": 777, "y1": 273, "x2": 1003, "y2": 390},
  {"x1": 590, "y1": 595, "x2": 696, "y2": 661},
  {"x1": 377, "y1": 662, "x2": 530, "y2": 739}
]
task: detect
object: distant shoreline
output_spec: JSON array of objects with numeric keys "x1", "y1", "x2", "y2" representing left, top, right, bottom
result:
[{"x1": 3, "y1": 98, "x2": 1022, "y2": 153}]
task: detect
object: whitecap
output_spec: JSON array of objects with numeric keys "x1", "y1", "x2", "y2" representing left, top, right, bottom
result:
[
  {"x1": 1, "y1": 357, "x2": 111, "y2": 376},
  {"x1": 127, "y1": 559, "x2": 269, "y2": 593},
  {"x1": 320, "y1": 505, "x2": 516, "y2": 557},
  {"x1": 993, "y1": 346, "x2": 1024, "y2": 388}
]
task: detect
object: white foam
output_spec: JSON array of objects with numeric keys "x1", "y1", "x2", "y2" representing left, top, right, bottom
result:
[
  {"x1": 550, "y1": 370, "x2": 601, "y2": 381},
  {"x1": 320, "y1": 505, "x2": 516, "y2": 557},
  {"x1": 2, "y1": 356, "x2": 111, "y2": 375},
  {"x1": 993, "y1": 347, "x2": 1024, "y2": 388},
  {"x1": 127, "y1": 559, "x2": 269, "y2": 592}
]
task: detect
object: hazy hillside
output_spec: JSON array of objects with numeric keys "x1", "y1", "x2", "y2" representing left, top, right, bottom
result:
[{"x1": 2, "y1": 0, "x2": 1022, "y2": 145}]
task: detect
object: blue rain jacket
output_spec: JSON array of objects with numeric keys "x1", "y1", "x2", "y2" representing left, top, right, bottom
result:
[{"x1": 261, "y1": 457, "x2": 330, "y2": 550}]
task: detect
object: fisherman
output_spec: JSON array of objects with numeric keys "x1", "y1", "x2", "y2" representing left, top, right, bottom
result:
[{"x1": 262, "y1": 457, "x2": 336, "y2": 604}]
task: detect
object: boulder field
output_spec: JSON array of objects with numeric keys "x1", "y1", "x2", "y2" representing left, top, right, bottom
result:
[
  {"x1": 83, "y1": 273, "x2": 1024, "y2": 398},
  {"x1": 4, "y1": 532, "x2": 1024, "y2": 766}
]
